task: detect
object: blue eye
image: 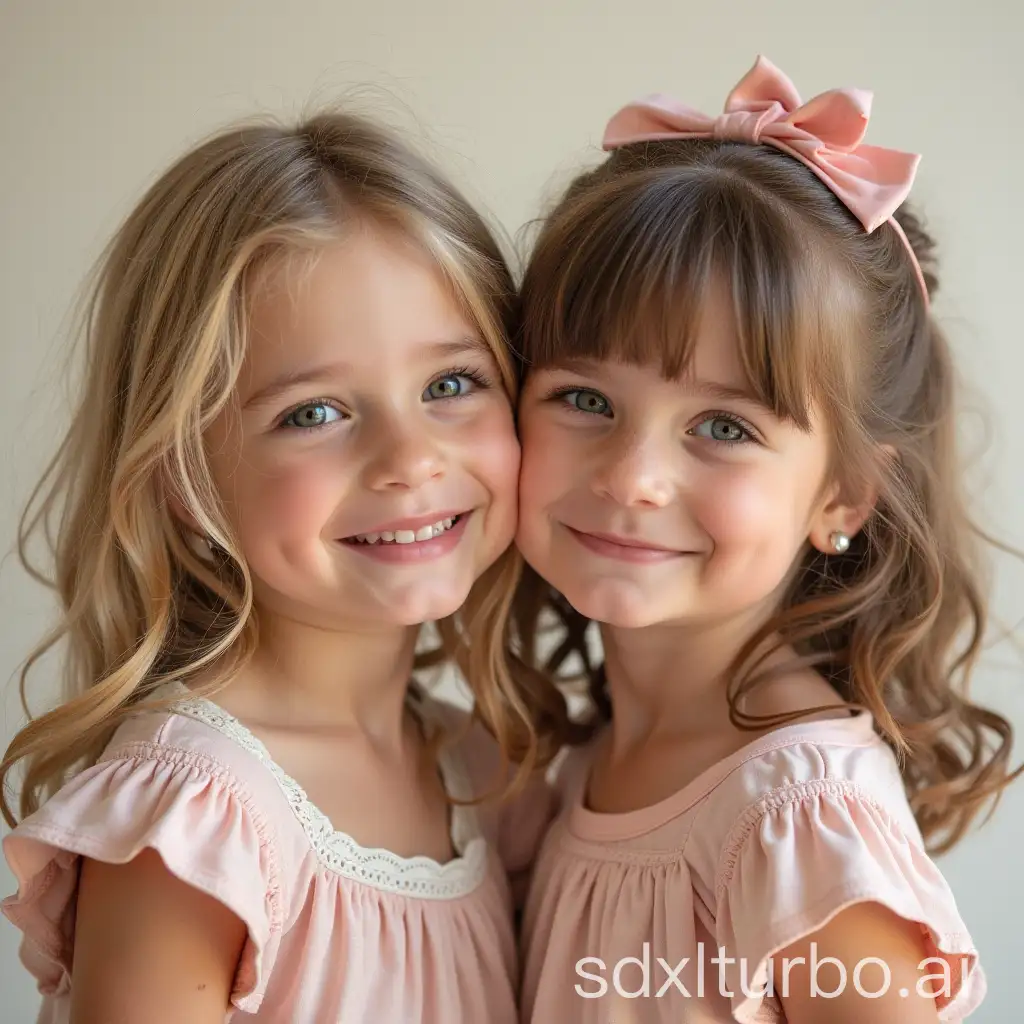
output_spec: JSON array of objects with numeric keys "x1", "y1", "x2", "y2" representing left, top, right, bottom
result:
[
  {"x1": 691, "y1": 415, "x2": 751, "y2": 443},
  {"x1": 283, "y1": 403, "x2": 343, "y2": 430},
  {"x1": 559, "y1": 389, "x2": 611, "y2": 416},
  {"x1": 423, "y1": 371, "x2": 488, "y2": 401}
]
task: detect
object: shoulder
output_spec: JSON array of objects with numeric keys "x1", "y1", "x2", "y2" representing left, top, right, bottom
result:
[
  {"x1": 124, "y1": 691, "x2": 299, "y2": 793},
  {"x1": 2, "y1": 691, "x2": 295, "y2": 1014},
  {"x1": 68, "y1": 691, "x2": 303, "y2": 849},
  {"x1": 5, "y1": 692, "x2": 290, "y2": 891},
  {"x1": 691, "y1": 713, "x2": 984, "y2": 1022},
  {"x1": 689, "y1": 711, "x2": 914, "y2": 863}
]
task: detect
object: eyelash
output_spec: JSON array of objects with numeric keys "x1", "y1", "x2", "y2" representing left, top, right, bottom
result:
[
  {"x1": 276, "y1": 366, "x2": 494, "y2": 432},
  {"x1": 544, "y1": 387, "x2": 761, "y2": 445},
  {"x1": 429, "y1": 365, "x2": 494, "y2": 398}
]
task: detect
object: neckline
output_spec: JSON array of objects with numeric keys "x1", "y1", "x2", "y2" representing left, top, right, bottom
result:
[
  {"x1": 161, "y1": 682, "x2": 489, "y2": 900},
  {"x1": 568, "y1": 710, "x2": 876, "y2": 843}
]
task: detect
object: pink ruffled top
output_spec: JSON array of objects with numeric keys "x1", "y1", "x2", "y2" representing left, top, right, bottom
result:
[
  {"x1": 521, "y1": 711, "x2": 985, "y2": 1023},
  {"x1": 3, "y1": 687, "x2": 552, "y2": 1023}
]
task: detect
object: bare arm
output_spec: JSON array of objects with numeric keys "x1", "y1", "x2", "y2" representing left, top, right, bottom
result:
[
  {"x1": 773, "y1": 902, "x2": 944, "y2": 1024},
  {"x1": 70, "y1": 849, "x2": 247, "y2": 1024}
]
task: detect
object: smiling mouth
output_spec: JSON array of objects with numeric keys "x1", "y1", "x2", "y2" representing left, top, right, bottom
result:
[
  {"x1": 343, "y1": 515, "x2": 463, "y2": 546},
  {"x1": 565, "y1": 524, "x2": 690, "y2": 563}
]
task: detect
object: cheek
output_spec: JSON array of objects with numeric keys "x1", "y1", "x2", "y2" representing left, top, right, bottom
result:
[
  {"x1": 459, "y1": 403, "x2": 520, "y2": 504},
  {"x1": 216, "y1": 447, "x2": 347, "y2": 543},
  {"x1": 692, "y1": 462, "x2": 809, "y2": 551},
  {"x1": 517, "y1": 414, "x2": 576, "y2": 513}
]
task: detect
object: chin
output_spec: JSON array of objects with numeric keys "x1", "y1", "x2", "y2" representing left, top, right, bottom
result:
[
  {"x1": 560, "y1": 579, "x2": 668, "y2": 629},
  {"x1": 376, "y1": 584, "x2": 472, "y2": 626}
]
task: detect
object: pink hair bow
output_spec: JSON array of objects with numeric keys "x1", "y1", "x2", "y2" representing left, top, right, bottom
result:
[{"x1": 603, "y1": 56, "x2": 928, "y2": 302}]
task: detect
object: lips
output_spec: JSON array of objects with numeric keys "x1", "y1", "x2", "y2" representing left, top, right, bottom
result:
[
  {"x1": 339, "y1": 511, "x2": 472, "y2": 564},
  {"x1": 564, "y1": 524, "x2": 689, "y2": 563},
  {"x1": 345, "y1": 515, "x2": 461, "y2": 546},
  {"x1": 570, "y1": 528, "x2": 679, "y2": 553}
]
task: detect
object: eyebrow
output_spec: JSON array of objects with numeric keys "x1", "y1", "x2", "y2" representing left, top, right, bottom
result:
[
  {"x1": 693, "y1": 380, "x2": 766, "y2": 407},
  {"x1": 540, "y1": 361, "x2": 766, "y2": 408},
  {"x1": 542, "y1": 357, "x2": 602, "y2": 376},
  {"x1": 242, "y1": 336, "x2": 492, "y2": 409}
]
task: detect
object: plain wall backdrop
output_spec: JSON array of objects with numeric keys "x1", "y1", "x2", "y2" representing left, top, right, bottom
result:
[{"x1": 2, "y1": 1, "x2": 1022, "y2": 1019}]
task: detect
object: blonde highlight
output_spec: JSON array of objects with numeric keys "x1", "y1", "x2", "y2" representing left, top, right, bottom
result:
[{"x1": 3, "y1": 110, "x2": 570, "y2": 827}]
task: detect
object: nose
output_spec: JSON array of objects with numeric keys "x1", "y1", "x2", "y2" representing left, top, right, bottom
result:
[
  {"x1": 591, "y1": 429, "x2": 675, "y2": 509},
  {"x1": 363, "y1": 418, "x2": 446, "y2": 492}
]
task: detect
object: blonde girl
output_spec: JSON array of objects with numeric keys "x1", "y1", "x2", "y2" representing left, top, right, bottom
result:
[{"x1": 2, "y1": 111, "x2": 566, "y2": 1023}]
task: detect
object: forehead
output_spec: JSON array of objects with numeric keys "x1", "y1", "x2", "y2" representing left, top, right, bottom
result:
[
  {"x1": 532, "y1": 275, "x2": 748, "y2": 388},
  {"x1": 246, "y1": 227, "x2": 473, "y2": 372},
  {"x1": 677, "y1": 276, "x2": 744, "y2": 384}
]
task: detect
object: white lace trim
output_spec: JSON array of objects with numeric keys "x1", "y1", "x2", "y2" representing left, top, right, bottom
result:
[{"x1": 163, "y1": 687, "x2": 488, "y2": 900}]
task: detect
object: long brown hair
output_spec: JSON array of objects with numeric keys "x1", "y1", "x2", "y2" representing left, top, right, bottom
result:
[
  {"x1": 2, "y1": 110, "x2": 570, "y2": 827},
  {"x1": 514, "y1": 137, "x2": 1019, "y2": 853}
]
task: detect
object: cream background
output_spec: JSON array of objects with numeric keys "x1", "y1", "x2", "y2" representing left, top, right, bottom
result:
[{"x1": 2, "y1": 1, "x2": 1022, "y2": 1020}]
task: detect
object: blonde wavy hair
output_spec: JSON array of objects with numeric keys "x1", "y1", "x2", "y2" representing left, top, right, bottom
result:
[
  {"x1": 2, "y1": 110, "x2": 570, "y2": 827},
  {"x1": 513, "y1": 138, "x2": 1020, "y2": 854}
]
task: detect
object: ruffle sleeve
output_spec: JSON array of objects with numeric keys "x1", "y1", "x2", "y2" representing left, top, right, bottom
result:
[
  {"x1": 715, "y1": 779, "x2": 984, "y2": 1022},
  {"x1": 2, "y1": 744, "x2": 282, "y2": 1013}
]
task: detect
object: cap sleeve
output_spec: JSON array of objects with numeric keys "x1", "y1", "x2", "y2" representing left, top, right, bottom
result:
[
  {"x1": 1, "y1": 742, "x2": 282, "y2": 1013},
  {"x1": 714, "y1": 779, "x2": 985, "y2": 1022}
]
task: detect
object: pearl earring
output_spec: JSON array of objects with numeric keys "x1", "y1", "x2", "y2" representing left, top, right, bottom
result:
[
  {"x1": 829, "y1": 531, "x2": 851, "y2": 554},
  {"x1": 187, "y1": 532, "x2": 216, "y2": 562}
]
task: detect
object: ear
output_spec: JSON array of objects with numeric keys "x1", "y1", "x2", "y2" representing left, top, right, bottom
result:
[
  {"x1": 808, "y1": 445, "x2": 894, "y2": 555},
  {"x1": 808, "y1": 492, "x2": 871, "y2": 554},
  {"x1": 160, "y1": 466, "x2": 211, "y2": 544},
  {"x1": 164, "y1": 489, "x2": 219, "y2": 563}
]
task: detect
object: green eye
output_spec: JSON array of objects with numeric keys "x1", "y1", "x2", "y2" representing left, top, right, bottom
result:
[
  {"x1": 283, "y1": 403, "x2": 342, "y2": 429},
  {"x1": 563, "y1": 389, "x2": 610, "y2": 415},
  {"x1": 425, "y1": 376, "x2": 466, "y2": 400}
]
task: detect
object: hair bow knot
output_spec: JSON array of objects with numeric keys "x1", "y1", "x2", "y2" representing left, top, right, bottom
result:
[{"x1": 602, "y1": 56, "x2": 927, "y2": 300}]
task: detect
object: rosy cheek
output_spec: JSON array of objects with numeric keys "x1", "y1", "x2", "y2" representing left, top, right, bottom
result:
[
  {"x1": 517, "y1": 416, "x2": 568, "y2": 509},
  {"x1": 230, "y1": 448, "x2": 344, "y2": 541},
  {"x1": 463, "y1": 404, "x2": 521, "y2": 498},
  {"x1": 692, "y1": 463, "x2": 791, "y2": 544}
]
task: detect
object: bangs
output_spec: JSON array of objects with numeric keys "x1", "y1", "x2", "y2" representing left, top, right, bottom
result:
[{"x1": 520, "y1": 163, "x2": 862, "y2": 430}]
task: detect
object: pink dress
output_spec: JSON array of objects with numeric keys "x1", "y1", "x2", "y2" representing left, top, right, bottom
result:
[
  {"x1": 521, "y1": 711, "x2": 985, "y2": 1022},
  {"x1": 3, "y1": 686, "x2": 552, "y2": 1023}
]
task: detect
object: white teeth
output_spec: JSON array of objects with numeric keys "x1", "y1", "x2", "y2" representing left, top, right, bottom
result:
[{"x1": 349, "y1": 516, "x2": 461, "y2": 545}]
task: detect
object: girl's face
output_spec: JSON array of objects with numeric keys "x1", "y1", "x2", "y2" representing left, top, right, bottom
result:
[
  {"x1": 205, "y1": 221, "x2": 520, "y2": 629},
  {"x1": 516, "y1": 278, "x2": 854, "y2": 630}
]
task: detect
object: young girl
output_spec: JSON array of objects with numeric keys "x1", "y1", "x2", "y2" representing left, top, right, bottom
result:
[
  {"x1": 513, "y1": 57, "x2": 1011, "y2": 1022},
  {"x1": 1, "y1": 111, "x2": 566, "y2": 1023}
]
